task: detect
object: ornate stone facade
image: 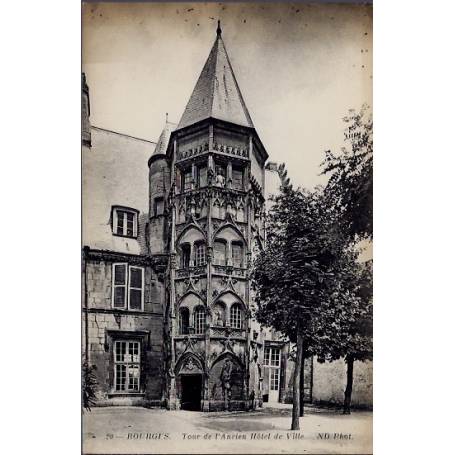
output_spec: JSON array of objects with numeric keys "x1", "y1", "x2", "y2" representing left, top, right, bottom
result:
[{"x1": 147, "y1": 25, "x2": 269, "y2": 412}]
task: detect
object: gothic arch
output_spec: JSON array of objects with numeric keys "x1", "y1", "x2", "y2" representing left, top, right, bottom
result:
[
  {"x1": 177, "y1": 223, "x2": 206, "y2": 245},
  {"x1": 210, "y1": 350, "x2": 244, "y2": 371},
  {"x1": 213, "y1": 290, "x2": 246, "y2": 311},
  {"x1": 209, "y1": 351, "x2": 245, "y2": 401},
  {"x1": 177, "y1": 290, "x2": 205, "y2": 308},
  {"x1": 213, "y1": 223, "x2": 246, "y2": 245},
  {"x1": 175, "y1": 351, "x2": 206, "y2": 375}
]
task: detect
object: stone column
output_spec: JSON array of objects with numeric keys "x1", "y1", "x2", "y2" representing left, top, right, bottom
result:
[{"x1": 167, "y1": 138, "x2": 178, "y2": 410}]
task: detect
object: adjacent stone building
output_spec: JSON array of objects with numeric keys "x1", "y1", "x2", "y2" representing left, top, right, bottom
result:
[{"x1": 82, "y1": 25, "x2": 372, "y2": 411}]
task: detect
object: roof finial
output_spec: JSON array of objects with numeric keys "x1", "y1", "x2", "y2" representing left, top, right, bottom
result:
[
  {"x1": 165, "y1": 112, "x2": 168, "y2": 123},
  {"x1": 216, "y1": 20, "x2": 222, "y2": 37}
]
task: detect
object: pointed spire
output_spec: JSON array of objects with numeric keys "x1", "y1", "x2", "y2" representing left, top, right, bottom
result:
[
  {"x1": 177, "y1": 24, "x2": 254, "y2": 130},
  {"x1": 153, "y1": 116, "x2": 176, "y2": 155}
]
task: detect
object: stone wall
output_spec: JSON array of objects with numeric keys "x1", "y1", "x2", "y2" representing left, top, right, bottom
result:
[
  {"x1": 312, "y1": 359, "x2": 373, "y2": 408},
  {"x1": 82, "y1": 257, "x2": 165, "y2": 406}
]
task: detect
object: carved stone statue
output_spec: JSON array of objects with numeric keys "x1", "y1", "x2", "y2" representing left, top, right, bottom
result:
[
  {"x1": 220, "y1": 357, "x2": 233, "y2": 410},
  {"x1": 214, "y1": 309, "x2": 223, "y2": 326},
  {"x1": 215, "y1": 173, "x2": 225, "y2": 188}
]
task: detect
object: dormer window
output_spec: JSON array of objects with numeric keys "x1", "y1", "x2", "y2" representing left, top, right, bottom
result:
[{"x1": 112, "y1": 206, "x2": 138, "y2": 238}]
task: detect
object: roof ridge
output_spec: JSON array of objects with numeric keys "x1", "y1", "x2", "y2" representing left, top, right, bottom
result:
[{"x1": 91, "y1": 126, "x2": 157, "y2": 144}]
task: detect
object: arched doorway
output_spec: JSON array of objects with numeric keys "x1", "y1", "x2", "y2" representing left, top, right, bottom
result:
[
  {"x1": 176, "y1": 354, "x2": 205, "y2": 411},
  {"x1": 180, "y1": 374, "x2": 203, "y2": 411}
]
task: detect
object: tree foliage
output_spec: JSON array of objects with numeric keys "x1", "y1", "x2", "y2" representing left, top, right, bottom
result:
[
  {"x1": 321, "y1": 104, "x2": 373, "y2": 241},
  {"x1": 253, "y1": 164, "x2": 356, "y2": 354},
  {"x1": 82, "y1": 362, "x2": 98, "y2": 411},
  {"x1": 252, "y1": 166, "x2": 361, "y2": 428}
]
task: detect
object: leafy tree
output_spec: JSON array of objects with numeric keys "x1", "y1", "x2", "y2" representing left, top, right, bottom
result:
[
  {"x1": 321, "y1": 104, "x2": 373, "y2": 241},
  {"x1": 316, "y1": 258, "x2": 373, "y2": 414},
  {"x1": 82, "y1": 362, "x2": 98, "y2": 411},
  {"x1": 252, "y1": 165, "x2": 350, "y2": 430},
  {"x1": 319, "y1": 105, "x2": 373, "y2": 413}
]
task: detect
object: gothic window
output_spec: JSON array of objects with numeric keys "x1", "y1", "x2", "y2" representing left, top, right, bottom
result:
[
  {"x1": 213, "y1": 240, "x2": 227, "y2": 265},
  {"x1": 114, "y1": 340, "x2": 140, "y2": 392},
  {"x1": 194, "y1": 307, "x2": 206, "y2": 334},
  {"x1": 230, "y1": 304, "x2": 242, "y2": 329},
  {"x1": 154, "y1": 197, "x2": 164, "y2": 216},
  {"x1": 232, "y1": 166, "x2": 244, "y2": 190},
  {"x1": 232, "y1": 242, "x2": 243, "y2": 267},
  {"x1": 180, "y1": 244, "x2": 191, "y2": 269},
  {"x1": 179, "y1": 307, "x2": 190, "y2": 335},
  {"x1": 112, "y1": 264, "x2": 144, "y2": 311},
  {"x1": 112, "y1": 207, "x2": 138, "y2": 238},
  {"x1": 194, "y1": 242, "x2": 206, "y2": 267},
  {"x1": 198, "y1": 165, "x2": 207, "y2": 188},
  {"x1": 182, "y1": 168, "x2": 192, "y2": 192}
]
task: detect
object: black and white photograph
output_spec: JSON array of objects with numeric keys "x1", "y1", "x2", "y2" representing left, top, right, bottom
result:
[{"x1": 81, "y1": 2, "x2": 373, "y2": 453}]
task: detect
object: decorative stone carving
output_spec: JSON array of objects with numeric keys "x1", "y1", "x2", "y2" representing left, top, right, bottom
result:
[
  {"x1": 185, "y1": 357, "x2": 196, "y2": 371},
  {"x1": 220, "y1": 332, "x2": 235, "y2": 353},
  {"x1": 214, "y1": 308, "x2": 223, "y2": 326},
  {"x1": 220, "y1": 358, "x2": 233, "y2": 409}
]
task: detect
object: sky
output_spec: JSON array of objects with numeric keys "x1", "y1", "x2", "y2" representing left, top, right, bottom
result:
[{"x1": 82, "y1": 2, "x2": 372, "y2": 189}]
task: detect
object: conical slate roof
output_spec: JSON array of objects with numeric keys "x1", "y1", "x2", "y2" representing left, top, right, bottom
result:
[
  {"x1": 178, "y1": 23, "x2": 254, "y2": 130},
  {"x1": 153, "y1": 118, "x2": 177, "y2": 155}
]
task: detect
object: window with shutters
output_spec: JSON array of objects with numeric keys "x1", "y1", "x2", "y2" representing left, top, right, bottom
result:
[{"x1": 112, "y1": 263, "x2": 144, "y2": 311}]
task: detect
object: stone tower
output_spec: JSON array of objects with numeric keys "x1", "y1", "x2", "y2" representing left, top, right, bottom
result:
[{"x1": 158, "y1": 23, "x2": 268, "y2": 411}]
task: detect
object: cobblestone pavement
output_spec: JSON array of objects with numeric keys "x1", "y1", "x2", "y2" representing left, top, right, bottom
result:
[{"x1": 83, "y1": 404, "x2": 372, "y2": 454}]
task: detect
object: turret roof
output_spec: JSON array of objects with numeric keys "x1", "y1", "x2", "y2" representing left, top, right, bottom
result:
[
  {"x1": 177, "y1": 22, "x2": 254, "y2": 130},
  {"x1": 153, "y1": 118, "x2": 177, "y2": 155}
]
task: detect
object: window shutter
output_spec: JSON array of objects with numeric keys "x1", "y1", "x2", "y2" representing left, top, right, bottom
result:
[
  {"x1": 128, "y1": 266, "x2": 144, "y2": 310},
  {"x1": 112, "y1": 263, "x2": 127, "y2": 308}
]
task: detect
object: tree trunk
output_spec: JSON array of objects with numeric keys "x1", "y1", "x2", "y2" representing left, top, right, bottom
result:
[
  {"x1": 343, "y1": 355, "x2": 354, "y2": 415},
  {"x1": 299, "y1": 351, "x2": 306, "y2": 417},
  {"x1": 291, "y1": 332, "x2": 304, "y2": 430}
]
